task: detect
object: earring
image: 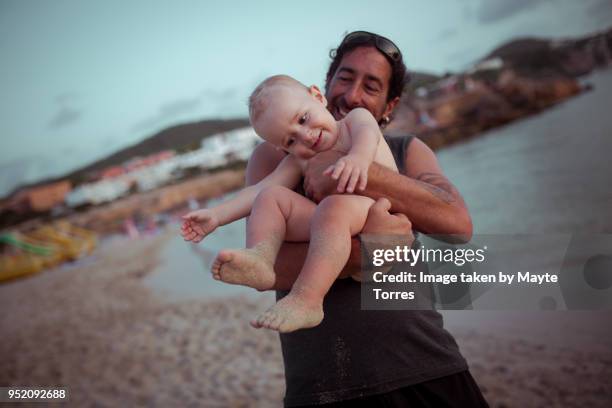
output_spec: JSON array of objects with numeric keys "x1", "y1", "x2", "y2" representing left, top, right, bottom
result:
[{"x1": 381, "y1": 116, "x2": 391, "y2": 128}]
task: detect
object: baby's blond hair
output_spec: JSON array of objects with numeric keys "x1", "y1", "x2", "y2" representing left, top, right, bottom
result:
[{"x1": 248, "y1": 75, "x2": 308, "y2": 124}]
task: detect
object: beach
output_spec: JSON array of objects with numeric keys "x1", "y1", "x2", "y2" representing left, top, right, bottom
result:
[
  {"x1": 2, "y1": 70, "x2": 612, "y2": 407},
  {"x1": 2, "y1": 228, "x2": 611, "y2": 407},
  {"x1": 0, "y1": 230, "x2": 284, "y2": 407}
]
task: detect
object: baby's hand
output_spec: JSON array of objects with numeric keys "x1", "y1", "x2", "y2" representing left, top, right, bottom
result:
[
  {"x1": 323, "y1": 154, "x2": 369, "y2": 193},
  {"x1": 180, "y1": 209, "x2": 219, "y2": 243}
]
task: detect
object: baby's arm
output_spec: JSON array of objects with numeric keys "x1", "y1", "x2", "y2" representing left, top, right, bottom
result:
[
  {"x1": 181, "y1": 155, "x2": 302, "y2": 243},
  {"x1": 324, "y1": 107, "x2": 381, "y2": 193}
]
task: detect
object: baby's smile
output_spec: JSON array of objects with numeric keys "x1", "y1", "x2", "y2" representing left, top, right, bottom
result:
[{"x1": 311, "y1": 130, "x2": 323, "y2": 150}]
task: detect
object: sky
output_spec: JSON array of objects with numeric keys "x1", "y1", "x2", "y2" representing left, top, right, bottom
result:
[{"x1": 1, "y1": 0, "x2": 611, "y2": 196}]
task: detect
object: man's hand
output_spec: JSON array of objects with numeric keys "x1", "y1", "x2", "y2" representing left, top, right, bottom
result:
[
  {"x1": 323, "y1": 154, "x2": 369, "y2": 193},
  {"x1": 180, "y1": 209, "x2": 220, "y2": 243},
  {"x1": 362, "y1": 198, "x2": 413, "y2": 239},
  {"x1": 343, "y1": 198, "x2": 415, "y2": 278},
  {"x1": 303, "y1": 150, "x2": 344, "y2": 202}
]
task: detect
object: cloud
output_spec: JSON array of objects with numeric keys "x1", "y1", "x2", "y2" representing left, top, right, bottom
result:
[
  {"x1": 158, "y1": 97, "x2": 201, "y2": 117},
  {"x1": 131, "y1": 87, "x2": 246, "y2": 133},
  {"x1": 446, "y1": 47, "x2": 483, "y2": 70},
  {"x1": 0, "y1": 0, "x2": 20, "y2": 14},
  {"x1": 46, "y1": 92, "x2": 82, "y2": 130},
  {"x1": 586, "y1": 0, "x2": 612, "y2": 20},
  {"x1": 47, "y1": 107, "x2": 82, "y2": 130},
  {"x1": 0, "y1": 155, "x2": 59, "y2": 197},
  {"x1": 0, "y1": 159, "x2": 30, "y2": 195},
  {"x1": 200, "y1": 88, "x2": 238, "y2": 100},
  {"x1": 201, "y1": 87, "x2": 245, "y2": 117},
  {"x1": 435, "y1": 28, "x2": 458, "y2": 41},
  {"x1": 477, "y1": 0, "x2": 548, "y2": 24},
  {"x1": 55, "y1": 92, "x2": 79, "y2": 104},
  {"x1": 462, "y1": 2, "x2": 474, "y2": 21},
  {"x1": 131, "y1": 96, "x2": 201, "y2": 132}
]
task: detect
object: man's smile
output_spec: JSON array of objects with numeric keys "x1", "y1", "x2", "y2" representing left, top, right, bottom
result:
[{"x1": 337, "y1": 106, "x2": 349, "y2": 118}]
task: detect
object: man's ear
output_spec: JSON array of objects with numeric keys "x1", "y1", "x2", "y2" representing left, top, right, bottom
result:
[
  {"x1": 309, "y1": 85, "x2": 328, "y2": 107},
  {"x1": 382, "y1": 96, "x2": 400, "y2": 119}
]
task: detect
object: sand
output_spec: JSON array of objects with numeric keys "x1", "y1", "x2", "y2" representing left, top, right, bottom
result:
[
  {"x1": 448, "y1": 317, "x2": 612, "y2": 407},
  {"x1": 1, "y1": 229, "x2": 611, "y2": 407},
  {"x1": 0, "y1": 230, "x2": 283, "y2": 407}
]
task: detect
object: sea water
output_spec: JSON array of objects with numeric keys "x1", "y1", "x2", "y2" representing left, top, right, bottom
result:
[{"x1": 149, "y1": 70, "x2": 612, "y2": 311}]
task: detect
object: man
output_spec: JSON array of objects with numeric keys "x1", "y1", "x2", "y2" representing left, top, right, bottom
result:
[{"x1": 246, "y1": 31, "x2": 487, "y2": 407}]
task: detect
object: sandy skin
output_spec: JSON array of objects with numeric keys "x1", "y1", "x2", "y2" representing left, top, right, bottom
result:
[
  {"x1": 212, "y1": 248, "x2": 324, "y2": 333},
  {"x1": 211, "y1": 248, "x2": 276, "y2": 291},
  {"x1": 251, "y1": 293, "x2": 323, "y2": 333}
]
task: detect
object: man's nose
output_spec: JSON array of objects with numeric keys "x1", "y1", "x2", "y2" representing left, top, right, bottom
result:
[{"x1": 344, "y1": 83, "x2": 364, "y2": 108}]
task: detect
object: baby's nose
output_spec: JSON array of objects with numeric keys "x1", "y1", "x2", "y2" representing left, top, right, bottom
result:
[{"x1": 298, "y1": 130, "x2": 315, "y2": 144}]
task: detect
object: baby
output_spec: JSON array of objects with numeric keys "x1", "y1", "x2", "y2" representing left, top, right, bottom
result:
[{"x1": 181, "y1": 75, "x2": 398, "y2": 332}]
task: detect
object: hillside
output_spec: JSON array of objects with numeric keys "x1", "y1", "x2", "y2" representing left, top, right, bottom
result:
[
  {"x1": 7, "y1": 27, "x2": 611, "y2": 197},
  {"x1": 405, "y1": 71, "x2": 443, "y2": 92},
  {"x1": 484, "y1": 28, "x2": 612, "y2": 78},
  {"x1": 13, "y1": 118, "x2": 250, "y2": 192}
]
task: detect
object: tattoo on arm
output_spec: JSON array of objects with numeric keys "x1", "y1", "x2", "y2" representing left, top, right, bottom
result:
[{"x1": 415, "y1": 172, "x2": 456, "y2": 204}]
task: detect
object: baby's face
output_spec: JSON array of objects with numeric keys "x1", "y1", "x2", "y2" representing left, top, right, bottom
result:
[{"x1": 253, "y1": 84, "x2": 339, "y2": 160}]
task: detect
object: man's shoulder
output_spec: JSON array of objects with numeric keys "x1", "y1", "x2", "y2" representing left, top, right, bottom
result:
[
  {"x1": 250, "y1": 142, "x2": 286, "y2": 163},
  {"x1": 405, "y1": 136, "x2": 436, "y2": 158},
  {"x1": 383, "y1": 133, "x2": 415, "y2": 144},
  {"x1": 246, "y1": 142, "x2": 288, "y2": 184},
  {"x1": 383, "y1": 134, "x2": 436, "y2": 156},
  {"x1": 383, "y1": 134, "x2": 415, "y2": 169},
  {"x1": 381, "y1": 135, "x2": 441, "y2": 176},
  {"x1": 252, "y1": 141, "x2": 280, "y2": 155},
  {"x1": 345, "y1": 107, "x2": 375, "y2": 121}
]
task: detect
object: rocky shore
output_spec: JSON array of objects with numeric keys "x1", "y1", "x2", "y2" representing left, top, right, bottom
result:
[
  {"x1": 386, "y1": 67, "x2": 584, "y2": 150},
  {"x1": 9, "y1": 169, "x2": 246, "y2": 237},
  {"x1": 385, "y1": 27, "x2": 612, "y2": 149}
]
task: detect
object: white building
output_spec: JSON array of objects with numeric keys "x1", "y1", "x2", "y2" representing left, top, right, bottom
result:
[
  {"x1": 66, "y1": 177, "x2": 132, "y2": 206},
  {"x1": 65, "y1": 127, "x2": 260, "y2": 207},
  {"x1": 200, "y1": 126, "x2": 260, "y2": 159}
]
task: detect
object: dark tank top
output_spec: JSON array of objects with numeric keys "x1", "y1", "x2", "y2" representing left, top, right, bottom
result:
[{"x1": 278, "y1": 135, "x2": 468, "y2": 406}]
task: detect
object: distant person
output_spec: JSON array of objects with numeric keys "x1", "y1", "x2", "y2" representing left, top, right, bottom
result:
[
  {"x1": 181, "y1": 74, "x2": 400, "y2": 333},
  {"x1": 241, "y1": 31, "x2": 487, "y2": 407}
]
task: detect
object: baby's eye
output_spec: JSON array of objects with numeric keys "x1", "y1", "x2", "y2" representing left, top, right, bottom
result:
[{"x1": 298, "y1": 113, "x2": 308, "y2": 125}]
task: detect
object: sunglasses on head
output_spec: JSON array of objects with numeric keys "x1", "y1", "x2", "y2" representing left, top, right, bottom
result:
[{"x1": 338, "y1": 31, "x2": 402, "y2": 63}]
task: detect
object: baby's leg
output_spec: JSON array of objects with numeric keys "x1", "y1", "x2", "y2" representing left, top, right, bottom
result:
[
  {"x1": 212, "y1": 185, "x2": 316, "y2": 290},
  {"x1": 253, "y1": 195, "x2": 374, "y2": 332}
]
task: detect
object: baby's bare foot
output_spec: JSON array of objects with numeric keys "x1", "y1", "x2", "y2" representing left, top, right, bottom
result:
[
  {"x1": 251, "y1": 294, "x2": 324, "y2": 333},
  {"x1": 211, "y1": 248, "x2": 275, "y2": 291}
]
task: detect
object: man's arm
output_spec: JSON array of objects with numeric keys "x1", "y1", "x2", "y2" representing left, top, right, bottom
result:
[
  {"x1": 305, "y1": 137, "x2": 473, "y2": 242},
  {"x1": 245, "y1": 142, "x2": 414, "y2": 289},
  {"x1": 365, "y1": 138, "x2": 472, "y2": 240}
]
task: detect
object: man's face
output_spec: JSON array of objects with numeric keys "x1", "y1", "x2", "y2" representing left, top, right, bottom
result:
[{"x1": 326, "y1": 46, "x2": 399, "y2": 122}]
